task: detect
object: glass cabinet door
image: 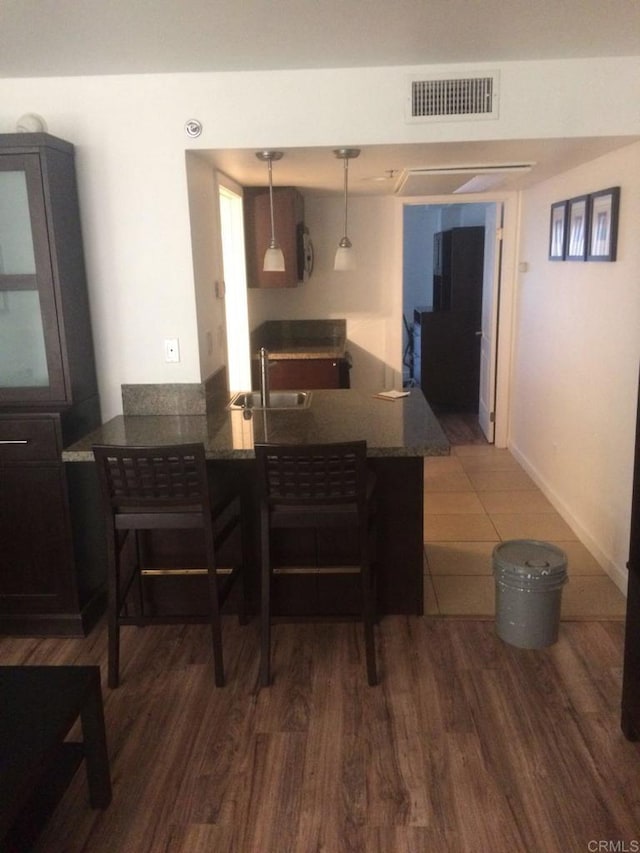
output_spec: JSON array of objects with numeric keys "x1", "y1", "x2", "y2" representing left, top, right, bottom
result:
[{"x1": 0, "y1": 154, "x2": 66, "y2": 403}]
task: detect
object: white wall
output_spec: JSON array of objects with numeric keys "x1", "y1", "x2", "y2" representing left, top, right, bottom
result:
[
  {"x1": 0, "y1": 56, "x2": 639, "y2": 417},
  {"x1": 511, "y1": 140, "x2": 640, "y2": 591},
  {"x1": 185, "y1": 152, "x2": 228, "y2": 382},
  {"x1": 403, "y1": 205, "x2": 438, "y2": 311}
]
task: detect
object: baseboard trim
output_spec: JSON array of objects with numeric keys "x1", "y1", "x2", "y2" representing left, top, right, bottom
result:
[{"x1": 508, "y1": 442, "x2": 628, "y2": 596}]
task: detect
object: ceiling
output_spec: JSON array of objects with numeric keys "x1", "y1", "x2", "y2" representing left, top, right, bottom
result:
[
  {"x1": 1, "y1": 0, "x2": 639, "y2": 78},
  {"x1": 202, "y1": 138, "x2": 637, "y2": 198},
  {"x1": 2, "y1": 1, "x2": 638, "y2": 197}
]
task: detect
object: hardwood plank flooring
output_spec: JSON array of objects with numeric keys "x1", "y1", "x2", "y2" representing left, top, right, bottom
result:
[
  {"x1": 2, "y1": 616, "x2": 640, "y2": 852},
  {"x1": 434, "y1": 411, "x2": 488, "y2": 446}
]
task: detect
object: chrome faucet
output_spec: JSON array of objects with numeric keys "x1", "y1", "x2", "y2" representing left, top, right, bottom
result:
[{"x1": 259, "y1": 347, "x2": 270, "y2": 408}]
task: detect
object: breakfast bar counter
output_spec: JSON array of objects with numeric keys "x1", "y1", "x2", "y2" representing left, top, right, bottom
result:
[
  {"x1": 63, "y1": 388, "x2": 449, "y2": 461},
  {"x1": 64, "y1": 388, "x2": 449, "y2": 617}
]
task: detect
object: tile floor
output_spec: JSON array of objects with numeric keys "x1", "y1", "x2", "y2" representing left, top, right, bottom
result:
[{"x1": 423, "y1": 444, "x2": 628, "y2": 619}]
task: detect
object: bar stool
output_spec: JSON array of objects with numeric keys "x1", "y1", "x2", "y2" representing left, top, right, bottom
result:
[
  {"x1": 92, "y1": 443, "x2": 246, "y2": 688},
  {"x1": 255, "y1": 440, "x2": 378, "y2": 687}
]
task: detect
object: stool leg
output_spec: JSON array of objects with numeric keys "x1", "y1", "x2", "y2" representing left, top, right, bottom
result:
[
  {"x1": 238, "y1": 506, "x2": 251, "y2": 626},
  {"x1": 361, "y1": 528, "x2": 378, "y2": 686},
  {"x1": 107, "y1": 610, "x2": 119, "y2": 689},
  {"x1": 133, "y1": 531, "x2": 146, "y2": 625},
  {"x1": 205, "y1": 522, "x2": 225, "y2": 687},
  {"x1": 260, "y1": 508, "x2": 271, "y2": 687},
  {"x1": 106, "y1": 532, "x2": 120, "y2": 689},
  {"x1": 209, "y1": 602, "x2": 225, "y2": 687},
  {"x1": 363, "y1": 576, "x2": 377, "y2": 686},
  {"x1": 207, "y1": 571, "x2": 225, "y2": 688}
]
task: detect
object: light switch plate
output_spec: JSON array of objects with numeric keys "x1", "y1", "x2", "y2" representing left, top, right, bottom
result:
[{"x1": 164, "y1": 338, "x2": 180, "y2": 363}]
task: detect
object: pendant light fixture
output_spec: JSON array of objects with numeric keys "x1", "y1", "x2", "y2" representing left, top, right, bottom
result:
[
  {"x1": 334, "y1": 148, "x2": 360, "y2": 271},
  {"x1": 256, "y1": 150, "x2": 285, "y2": 272}
]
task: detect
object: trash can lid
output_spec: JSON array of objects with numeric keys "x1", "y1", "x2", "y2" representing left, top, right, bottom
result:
[{"x1": 493, "y1": 539, "x2": 567, "y2": 576}]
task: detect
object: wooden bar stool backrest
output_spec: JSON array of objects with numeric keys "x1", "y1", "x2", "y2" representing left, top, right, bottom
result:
[
  {"x1": 94, "y1": 443, "x2": 211, "y2": 527},
  {"x1": 258, "y1": 440, "x2": 370, "y2": 526}
]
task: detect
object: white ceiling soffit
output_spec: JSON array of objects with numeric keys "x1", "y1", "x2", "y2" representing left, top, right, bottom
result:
[
  {"x1": 396, "y1": 163, "x2": 534, "y2": 196},
  {"x1": 201, "y1": 137, "x2": 637, "y2": 198}
]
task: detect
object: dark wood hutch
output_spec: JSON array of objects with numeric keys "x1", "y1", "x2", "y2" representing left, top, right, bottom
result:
[{"x1": 0, "y1": 133, "x2": 104, "y2": 636}]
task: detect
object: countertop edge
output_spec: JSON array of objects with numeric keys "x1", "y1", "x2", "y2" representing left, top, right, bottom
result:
[{"x1": 62, "y1": 389, "x2": 450, "y2": 462}]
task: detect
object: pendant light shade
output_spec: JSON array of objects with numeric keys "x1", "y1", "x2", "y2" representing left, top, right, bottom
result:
[
  {"x1": 334, "y1": 239, "x2": 356, "y2": 271},
  {"x1": 263, "y1": 245, "x2": 285, "y2": 272},
  {"x1": 334, "y1": 148, "x2": 360, "y2": 271},
  {"x1": 256, "y1": 150, "x2": 285, "y2": 272}
]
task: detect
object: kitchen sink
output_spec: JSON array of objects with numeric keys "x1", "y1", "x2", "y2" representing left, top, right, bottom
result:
[{"x1": 228, "y1": 390, "x2": 312, "y2": 410}]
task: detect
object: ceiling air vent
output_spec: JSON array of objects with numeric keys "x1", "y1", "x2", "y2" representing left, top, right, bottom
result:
[{"x1": 407, "y1": 72, "x2": 499, "y2": 122}]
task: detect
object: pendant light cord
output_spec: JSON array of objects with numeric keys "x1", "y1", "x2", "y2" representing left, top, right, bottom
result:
[
  {"x1": 342, "y1": 155, "x2": 349, "y2": 244},
  {"x1": 268, "y1": 157, "x2": 276, "y2": 247}
]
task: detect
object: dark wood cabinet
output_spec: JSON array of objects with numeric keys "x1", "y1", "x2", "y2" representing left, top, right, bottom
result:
[
  {"x1": 0, "y1": 134, "x2": 103, "y2": 636},
  {"x1": 244, "y1": 187, "x2": 304, "y2": 288},
  {"x1": 432, "y1": 226, "x2": 484, "y2": 314},
  {"x1": 622, "y1": 370, "x2": 640, "y2": 740},
  {"x1": 268, "y1": 358, "x2": 350, "y2": 390},
  {"x1": 0, "y1": 417, "x2": 72, "y2": 605}
]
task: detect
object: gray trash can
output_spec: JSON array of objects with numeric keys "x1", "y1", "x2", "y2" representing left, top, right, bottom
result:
[{"x1": 493, "y1": 540, "x2": 568, "y2": 649}]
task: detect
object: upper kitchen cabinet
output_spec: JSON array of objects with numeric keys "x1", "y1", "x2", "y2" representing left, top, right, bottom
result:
[
  {"x1": 0, "y1": 133, "x2": 98, "y2": 409},
  {"x1": 244, "y1": 186, "x2": 305, "y2": 288}
]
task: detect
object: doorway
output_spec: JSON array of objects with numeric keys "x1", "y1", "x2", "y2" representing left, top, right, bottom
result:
[{"x1": 402, "y1": 201, "x2": 503, "y2": 443}]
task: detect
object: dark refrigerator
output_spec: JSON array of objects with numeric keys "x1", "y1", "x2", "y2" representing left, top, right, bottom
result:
[{"x1": 414, "y1": 226, "x2": 485, "y2": 411}]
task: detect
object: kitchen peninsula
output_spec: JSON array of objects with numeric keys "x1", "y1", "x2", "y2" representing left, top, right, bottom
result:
[{"x1": 64, "y1": 386, "x2": 449, "y2": 617}]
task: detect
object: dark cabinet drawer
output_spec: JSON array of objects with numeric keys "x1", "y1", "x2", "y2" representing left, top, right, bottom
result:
[
  {"x1": 0, "y1": 417, "x2": 60, "y2": 462},
  {"x1": 0, "y1": 466, "x2": 71, "y2": 604}
]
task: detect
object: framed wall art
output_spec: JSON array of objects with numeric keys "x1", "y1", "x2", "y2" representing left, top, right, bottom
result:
[
  {"x1": 566, "y1": 195, "x2": 589, "y2": 261},
  {"x1": 549, "y1": 201, "x2": 567, "y2": 260},
  {"x1": 587, "y1": 186, "x2": 620, "y2": 262}
]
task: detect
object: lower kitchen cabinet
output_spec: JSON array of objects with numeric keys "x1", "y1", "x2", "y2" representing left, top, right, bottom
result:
[
  {"x1": 0, "y1": 413, "x2": 105, "y2": 636},
  {"x1": 265, "y1": 358, "x2": 350, "y2": 390}
]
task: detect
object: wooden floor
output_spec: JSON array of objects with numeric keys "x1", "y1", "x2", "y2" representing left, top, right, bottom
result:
[
  {"x1": 434, "y1": 411, "x2": 488, "y2": 446},
  {"x1": 2, "y1": 615, "x2": 640, "y2": 852}
]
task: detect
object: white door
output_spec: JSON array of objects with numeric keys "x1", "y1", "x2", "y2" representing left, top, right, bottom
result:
[{"x1": 478, "y1": 203, "x2": 504, "y2": 442}]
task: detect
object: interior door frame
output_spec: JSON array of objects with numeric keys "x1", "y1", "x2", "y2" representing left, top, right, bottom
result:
[
  {"x1": 478, "y1": 202, "x2": 503, "y2": 443},
  {"x1": 398, "y1": 191, "x2": 518, "y2": 449}
]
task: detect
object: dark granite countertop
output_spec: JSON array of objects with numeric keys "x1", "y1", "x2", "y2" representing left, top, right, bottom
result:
[{"x1": 63, "y1": 388, "x2": 449, "y2": 461}]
